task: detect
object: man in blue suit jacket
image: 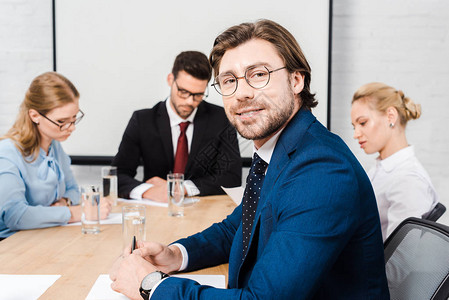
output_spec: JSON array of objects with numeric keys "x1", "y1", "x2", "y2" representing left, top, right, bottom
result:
[{"x1": 110, "y1": 19, "x2": 389, "y2": 299}]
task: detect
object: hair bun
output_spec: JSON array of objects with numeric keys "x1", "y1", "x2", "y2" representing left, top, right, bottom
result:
[{"x1": 402, "y1": 96, "x2": 421, "y2": 120}]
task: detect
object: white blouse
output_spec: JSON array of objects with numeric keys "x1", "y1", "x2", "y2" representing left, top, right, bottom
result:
[{"x1": 368, "y1": 146, "x2": 438, "y2": 241}]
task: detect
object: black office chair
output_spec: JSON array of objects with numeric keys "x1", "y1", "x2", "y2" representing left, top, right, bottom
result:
[
  {"x1": 384, "y1": 217, "x2": 449, "y2": 300},
  {"x1": 422, "y1": 202, "x2": 446, "y2": 222}
]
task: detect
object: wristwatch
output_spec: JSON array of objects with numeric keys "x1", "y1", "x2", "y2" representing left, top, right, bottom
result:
[{"x1": 139, "y1": 271, "x2": 169, "y2": 300}]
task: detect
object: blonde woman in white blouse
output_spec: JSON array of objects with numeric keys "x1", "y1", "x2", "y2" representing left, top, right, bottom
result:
[{"x1": 351, "y1": 82, "x2": 438, "y2": 241}]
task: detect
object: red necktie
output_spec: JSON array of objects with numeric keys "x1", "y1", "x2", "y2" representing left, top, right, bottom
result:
[{"x1": 173, "y1": 121, "x2": 190, "y2": 174}]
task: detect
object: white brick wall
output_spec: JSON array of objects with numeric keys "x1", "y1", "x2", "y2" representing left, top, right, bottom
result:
[
  {"x1": 331, "y1": 0, "x2": 449, "y2": 224},
  {"x1": 1, "y1": 0, "x2": 448, "y2": 223},
  {"x1": 0, "y1": 0, "x2": 52, "y2": 135}
]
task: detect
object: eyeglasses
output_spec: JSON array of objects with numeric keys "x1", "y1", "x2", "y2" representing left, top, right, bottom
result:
[
  {"x1": 212, "y1": 65, "x2": 287, "y2": 96},
  {"x1": 38, "y1": 109, "x2": 84, "y2": 131},
  {"x1": 174, "y1": 81, "x2": 208, "y2": 102}
]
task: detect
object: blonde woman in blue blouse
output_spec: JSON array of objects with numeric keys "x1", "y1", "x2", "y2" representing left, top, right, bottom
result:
[{"x1": 0, "y1": 72, "x2": 111, "y2": 239}]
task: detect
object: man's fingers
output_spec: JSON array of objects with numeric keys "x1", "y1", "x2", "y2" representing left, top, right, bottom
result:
[
  {"x1": 147, "y1": 176, "x2": 165, "y2": 185},
  {"x1": 123, "y1": 245, "x2": 133, "y2": 256},
  {"x1": 137, "y1": 240, "x2": 145, "y2": 249},
  {"x1": 138, "y1": 242, "x2": 166, "y2": 257}
]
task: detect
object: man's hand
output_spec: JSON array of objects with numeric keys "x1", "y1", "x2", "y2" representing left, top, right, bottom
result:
[
  {"x1": 142, "y1": 177, "x2": 168, "y2": 202},
  {"x1": 135, "y1": 241, "x2": 183, "y2": 274},
  {"x1": 146, "y1": 176, "x2": 166, "y2": 186},
  {"x1": 110, "y1": 246, "x2": 156, "y2": 300},
  {"x1": 110, "y1": 241, "x2": 182, "y2": 299}
]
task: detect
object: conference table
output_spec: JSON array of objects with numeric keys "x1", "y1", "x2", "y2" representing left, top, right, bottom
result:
[{"x1": 0, "y1": 195, "x2": 236, "y2": 299}]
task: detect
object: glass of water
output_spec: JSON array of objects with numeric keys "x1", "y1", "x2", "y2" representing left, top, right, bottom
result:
[
  {"x1": 122, "y1": 205, "x2": 146, "y2": 249},
  {"x1": 167, "y1": 173, "x2": 185, "y2": 217},
  {"x1": 80, "y1": 185, "x2": 100, "y2": 234},
  {"x1": 102, "y1": 166, "x2": 118, "y2": 206}
]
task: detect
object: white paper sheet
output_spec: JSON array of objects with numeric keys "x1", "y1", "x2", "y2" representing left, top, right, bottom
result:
[
  {"x1": 118, "y1": 198, "x2": 168, "y2": 207},
  {"x1": 221, "y1": 186, "x2": 245, "y2": 205},
  {"x1": 86, "y1": 274, "x2": 226, "y2": 299},
  {"x1": 63, "y1": 212, "x2": 122, "y2": 227},
  {"x1": 0, "y1": 274, "x2": 61, "y2": 299},
  {"x1": 118, "y1": 197, "x2": 200, "y2": 208}
]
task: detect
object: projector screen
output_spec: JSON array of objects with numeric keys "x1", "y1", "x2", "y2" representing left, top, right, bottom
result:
[{"x1": 55, "y1": 0, "x2": 330, "y2": 158}]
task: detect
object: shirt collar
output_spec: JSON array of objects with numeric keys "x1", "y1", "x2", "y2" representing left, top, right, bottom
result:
[
  {"x1": 253, "y1": 128, "x2": 284, "y2": 165},
  {"x1": 377, "y1": 145, "x2": 415, "y2": 172},
  {"x1": 39, "y1": 140, "x2": 55, "y2": 158},
  {"x1": 165, "y1": 98, "x2": 197, "y2": 128}
]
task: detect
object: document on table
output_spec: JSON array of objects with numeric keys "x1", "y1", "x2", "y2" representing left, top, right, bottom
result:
[
  {"x1": 0, "y1": 274, "x2": 61, "y2": 299},
  {"x1": 63, "y1": 212, "x2": 122, "y2": 226},
  {"x1": 221, "y1": 186, "x2": 244, "y2": 205},
  {"x1": 118, "y1": 197, "x2": 167, "y2": 207},
  {"x1": 86, "y1": 274, "x2": 226, "y2": 299},
  {"x1": 118, "y1": 197, "x2": 200, "y2": 208}
]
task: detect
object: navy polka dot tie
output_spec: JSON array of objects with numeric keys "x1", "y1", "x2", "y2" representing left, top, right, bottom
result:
[{"x1": 242, "y1": 152, "x2": 268, "y2": 259}]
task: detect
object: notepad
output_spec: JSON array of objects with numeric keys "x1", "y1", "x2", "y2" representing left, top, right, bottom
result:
[{"x1": 86, "y1": 274, "x2": 226, "y2": 299}]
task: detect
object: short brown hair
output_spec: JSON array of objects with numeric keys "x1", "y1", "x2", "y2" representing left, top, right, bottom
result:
[
  {"x1": 210, "y1": 19, "x2": 317, "y2": 110},
  {"x1": 172, "y1": 51, "x2": 212, "y2": 82}
]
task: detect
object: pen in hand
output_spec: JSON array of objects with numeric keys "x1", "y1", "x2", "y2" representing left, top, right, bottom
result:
[{"x1": 132, "y1": 235, "x2": 137, "y2": 252}]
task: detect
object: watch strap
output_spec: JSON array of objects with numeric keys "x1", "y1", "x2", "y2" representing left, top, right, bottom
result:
[
  {"x1": 139, "y1": 271, "x2": 169, "y2": 300},
  {"x1": 139, "y1": 286, "x2": 150, "y2": 300}
]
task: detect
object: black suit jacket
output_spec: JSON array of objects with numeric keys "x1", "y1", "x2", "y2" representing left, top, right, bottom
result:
[{"x1": 112, "y1": 101, "x2": 242, "y2": 198}]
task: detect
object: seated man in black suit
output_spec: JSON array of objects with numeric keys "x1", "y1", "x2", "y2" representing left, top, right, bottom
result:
[{"x1": 112, "y1": 51, "x2": 242, "y2": 202}]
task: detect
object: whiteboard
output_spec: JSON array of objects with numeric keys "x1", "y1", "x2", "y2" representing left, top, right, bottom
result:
[{"x1": 55, "y1": 0, "x2": 330, "y2": 157}]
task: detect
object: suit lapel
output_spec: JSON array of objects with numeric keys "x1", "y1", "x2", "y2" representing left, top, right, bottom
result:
[{"x1": 156, "y1": 102, "x2": 174, "y2": 168}]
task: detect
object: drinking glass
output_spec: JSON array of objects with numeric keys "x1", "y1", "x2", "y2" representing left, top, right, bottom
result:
[
  {"x1": 122, "y1": 205, "x2": 146, "y2": 249},
  {"x1": 80, "y1": 185, "x2": 100, "y2": 234},
  {"x1": 102, "y1": 166, "x2": 118, "y2": 206},
  {"x1": 167, "y1": 173, "x2": 185, "y2": 217}
]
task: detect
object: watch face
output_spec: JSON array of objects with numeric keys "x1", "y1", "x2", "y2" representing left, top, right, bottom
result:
[{"x1": 141, "y1": 271, "x2": 163, "y2": 290}]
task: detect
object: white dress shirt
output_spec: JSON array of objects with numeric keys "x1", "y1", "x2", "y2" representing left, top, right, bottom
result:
[
  {"x1": 130, "y1": 99, "x2": 200, "y2": 199},
  {"x1": 368, "y1": 146, "x2": 438, "y2": 241}
]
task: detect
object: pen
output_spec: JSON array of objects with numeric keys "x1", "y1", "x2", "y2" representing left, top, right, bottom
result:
[{"x1": 132, "y1": 235, "x2": 137, "y2": 251}]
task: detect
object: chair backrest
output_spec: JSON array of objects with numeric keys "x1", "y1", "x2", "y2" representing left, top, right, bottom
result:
[
  {"x1": 423, "y1": 202, "x2": 446, "y2": 222},
  {"x1": 384, "y1": 217, "x2": 449, "y2": 300}
]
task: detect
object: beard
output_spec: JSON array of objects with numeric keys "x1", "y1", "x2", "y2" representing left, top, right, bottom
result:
[
  {"x1": 174, "y1": 104, "x2": 194, "y2": 119},
  {"x1": 170, "y1": 96, "x2": 195, "y2": 119},
  {"x1": 226, "y1": 88, "x2": 296, "y2": 141}
]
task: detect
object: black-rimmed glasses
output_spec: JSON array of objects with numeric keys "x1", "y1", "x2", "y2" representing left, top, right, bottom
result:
[
  {"x1": 212, "y1": 65, "x2": 287, "y2": 96},
  {"x1": 38, "y1": 109, "x2": 84, "y2": 131},
  {"x1": 174, "y1": 81, "x2": 208, "y2": 102}
]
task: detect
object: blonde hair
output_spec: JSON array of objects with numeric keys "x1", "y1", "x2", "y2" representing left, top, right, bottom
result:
[
  {"x1": 1, "y1": 72, "x2": 79, "y2": 161},
  {"x1": 352, "y1": 82, "x2": 421, "y2": 126}
]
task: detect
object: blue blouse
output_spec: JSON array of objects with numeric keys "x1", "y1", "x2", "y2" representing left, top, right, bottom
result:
[{"x1": 0, "y1": 138, "x2": 80, "y2": 238}]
